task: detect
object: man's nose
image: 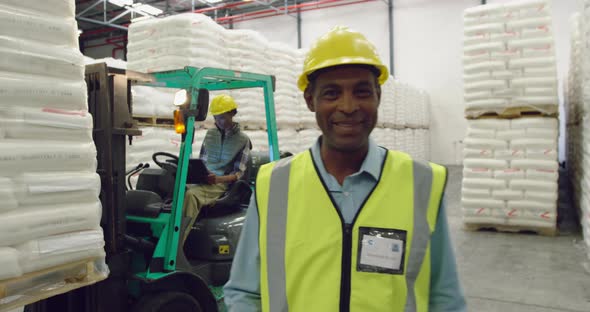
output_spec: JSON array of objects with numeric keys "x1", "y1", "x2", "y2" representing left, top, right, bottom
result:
[{"x1": 337, "y1": 93, "x2": 359, "y2": 114}]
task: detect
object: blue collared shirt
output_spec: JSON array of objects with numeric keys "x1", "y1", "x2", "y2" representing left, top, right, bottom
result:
[{"x1": 224, "y1": 138, "x2": 466, "y2": 311}]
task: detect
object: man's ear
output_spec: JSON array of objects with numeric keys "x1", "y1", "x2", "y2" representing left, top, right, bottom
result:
[{"x1": 304, "y1": 88, "x2": 315, "y2": 112}]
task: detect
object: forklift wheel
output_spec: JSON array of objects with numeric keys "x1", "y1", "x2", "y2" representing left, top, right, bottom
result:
[{"x1": 132, "y1": 291, "x2": 203, "y2": 312}]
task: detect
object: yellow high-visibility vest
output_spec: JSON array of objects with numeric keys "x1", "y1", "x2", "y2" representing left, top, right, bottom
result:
[{"x1": 256, "y1": 150, "x2": 447, "y2": 312}]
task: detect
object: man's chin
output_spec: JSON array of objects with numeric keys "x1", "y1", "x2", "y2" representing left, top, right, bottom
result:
[{"x1": 325, "y1": 137, "x2": 368, "y2": 153}]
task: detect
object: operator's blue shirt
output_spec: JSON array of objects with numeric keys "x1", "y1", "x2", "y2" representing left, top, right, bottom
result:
[{"x1": 224, "y1": 138, "x2": 467, "y2": 311}]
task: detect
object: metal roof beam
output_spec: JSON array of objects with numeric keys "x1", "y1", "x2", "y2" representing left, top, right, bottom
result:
[
  {"x1": 108, "y1": 8, "x2": 132, "y2": 23},
  {"x1": 76, "y1": 0, "x2": 105, "y2": 18},
  {"x1": 77, "y1": 16, "x2": 129, "y2": 30}
]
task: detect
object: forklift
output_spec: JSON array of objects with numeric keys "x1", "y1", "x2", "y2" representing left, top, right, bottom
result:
[
  {"x1": 123, "y1": 66, "x2": 280, "y2": 311},
  {"x1": 25, "y1": 65, "x2": 280, "y2": 312}
]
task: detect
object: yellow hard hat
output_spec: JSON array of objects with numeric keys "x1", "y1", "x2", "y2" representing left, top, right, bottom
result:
[
  {"x1": 297, "y1": 26, "x2": 389, "y2": 91},
  {"x1": 210, "y1": 94, "x2": 238, "y2": 116}
]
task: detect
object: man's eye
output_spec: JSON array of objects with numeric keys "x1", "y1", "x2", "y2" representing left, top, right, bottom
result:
[
  {"x1": 356, "y1": 89, "x2": 373, "y2": 97},
  {"x1": 322, "y1": 90, "x2": 338, "y2": 98}
]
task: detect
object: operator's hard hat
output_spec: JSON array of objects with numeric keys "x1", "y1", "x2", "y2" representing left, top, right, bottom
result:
[
  {"x1": 210, "y1": 94, "x2": 238, "y2": 116},
  {"x1": 297, "y1": 26, "x2": 389, "y2": 91}
]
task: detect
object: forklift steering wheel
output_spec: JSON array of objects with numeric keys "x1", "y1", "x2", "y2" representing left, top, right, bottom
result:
[{"x1": 152, "y1": 152, "x2": 179, "y2": 169}]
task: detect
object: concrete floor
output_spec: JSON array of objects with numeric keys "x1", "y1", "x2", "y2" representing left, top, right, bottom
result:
[{"x1": 446, "y1": 166, "x2": 590, "y2": 312}]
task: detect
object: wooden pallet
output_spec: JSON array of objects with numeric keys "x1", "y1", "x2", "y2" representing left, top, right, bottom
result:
[
  {"x1": 463, "y1": 222, "x2": 557, "y2": 237},
  {"x1": 466, "y1": 105, "x2": 559, "y2": 119},
  {"x1": 133, "y1": 115, "x2": 175, "y2": 128},
  {"x1": 0, "y1": 258, "x2": 107, "y2": 311}
]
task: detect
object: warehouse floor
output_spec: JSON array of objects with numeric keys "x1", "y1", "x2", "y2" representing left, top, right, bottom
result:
[{"x1": 445, "y1": 166, "x2": 590, "y2": 312}]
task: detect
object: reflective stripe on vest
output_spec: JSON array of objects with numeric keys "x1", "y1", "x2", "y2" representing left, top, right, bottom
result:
[{"x1": 257, "y1": 150, "x2": 447, "y2": 312}]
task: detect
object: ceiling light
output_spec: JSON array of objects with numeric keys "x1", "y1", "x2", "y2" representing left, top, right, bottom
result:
[
  {"x1": 135, "y1": 4, "x2": 163, "y2": 15},
  {"x1": 108, "y1": 0, "x2": 133, "y2": 7},
  {"x1": 204, "y1": 0, "x2": 224, "y2": 3}
]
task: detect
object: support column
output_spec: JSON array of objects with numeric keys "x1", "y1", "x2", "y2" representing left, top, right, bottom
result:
[
  {"x1": 388, "y1": 0, "x2": 394, "y2": 76},
  {"x1": 297, "y1": 1, "x2": 302, "y2": 49}
]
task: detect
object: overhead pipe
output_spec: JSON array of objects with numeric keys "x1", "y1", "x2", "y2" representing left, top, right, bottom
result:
[
  {"x1": 216, "y1": 0, "x2": 375, "y2": 24},
  {"x1": 194, "y1": 1, "x2": 249, "y2": 13},
  {"x1": 81, "y1": 0, "x2": 371, "y2": 38},
  {"x1": 217, "y1": 1, "x2": 374, "y2": 25},
  {"x1": 217, "y1": 0, "x2": 353, "y2": 20},
  {"x1": 225, "y1": 0, "x2": 375, "y2": 24},
  {"x1": 197, "y1": 0, "x2": 358, "y2": 17}
]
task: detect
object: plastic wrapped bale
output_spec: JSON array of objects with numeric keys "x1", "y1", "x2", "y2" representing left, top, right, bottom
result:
[
  {"x1": 0, "y1": 2, "x2": 108, "y2": 309},
  {"x1": 463, "y1": 0, "x2": 558, "y2": 118}
]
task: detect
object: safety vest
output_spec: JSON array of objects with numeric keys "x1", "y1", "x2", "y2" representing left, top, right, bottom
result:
[
  {"x1": 202, "y1": 122, "x2": 249, "y2": 176},
  {"x1": 256, "y1": 150, "x2": 447, "y2": 312}
]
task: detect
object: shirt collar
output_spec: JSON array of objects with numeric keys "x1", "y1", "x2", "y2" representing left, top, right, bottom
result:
[
  {"x1": 218, "y1": 122, "x2": 240, "y2": 136},
  {"x1": 310, "y1": 136, "x2": 382, "y2": 181}
]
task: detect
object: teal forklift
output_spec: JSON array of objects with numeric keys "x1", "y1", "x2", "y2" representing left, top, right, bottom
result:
[{"x1": 122, "y1": 66, "x2": 280, "y2": 311}]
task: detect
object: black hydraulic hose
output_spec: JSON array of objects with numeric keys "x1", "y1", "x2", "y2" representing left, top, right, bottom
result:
[{"x1": 126, "y1": 163, "x2": 149, "y2": 190}]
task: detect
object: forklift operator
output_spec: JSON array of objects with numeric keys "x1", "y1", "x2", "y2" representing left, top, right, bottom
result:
[{"x1": 182, "y1": 94, "x2": 251, "y2": 243}]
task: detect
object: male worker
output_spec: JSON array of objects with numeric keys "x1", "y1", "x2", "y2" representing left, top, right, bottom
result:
[
  {"x1": 224, "y1": 27, "x2": 466, "y2": 311},
  {"x1": 182, "y1": 94, "x2": 251, "y2": 243}
]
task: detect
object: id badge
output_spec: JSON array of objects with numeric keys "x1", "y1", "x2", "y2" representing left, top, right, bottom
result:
[{"x1": 357, "y1": 227, "x2": 407, "y2": 275}]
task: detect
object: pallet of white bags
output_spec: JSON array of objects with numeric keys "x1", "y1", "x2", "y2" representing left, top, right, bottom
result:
[
  {"x1": 465, "y1": 105, "x2": 559, "y2": 119},
  {"x1": 0, "y1": 258, "x2": 108, "y2": 311},
  {"x1": 463, "y1": 222, "x2": 557, "y2": 237}
]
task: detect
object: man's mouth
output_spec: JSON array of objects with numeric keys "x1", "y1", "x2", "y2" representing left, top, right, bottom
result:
[{"x1": 333, "y1": 120, "x2": 363, "y2": 127}]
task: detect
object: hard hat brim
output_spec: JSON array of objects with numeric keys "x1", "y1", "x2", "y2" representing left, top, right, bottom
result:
[{"x1": 297, "y1": 58, "x2": 389, "y2": 91}]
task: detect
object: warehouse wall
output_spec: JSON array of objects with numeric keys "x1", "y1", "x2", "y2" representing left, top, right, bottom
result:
[
  {"x1": 234, "y1": 1, "x2": 390, "y2": 62},
  {"x1": 234, "y1": 14, "x2": 298, "y2": 48},
  {"x1": 394, "y1": 0, "x2": 478, "y2": 165}
]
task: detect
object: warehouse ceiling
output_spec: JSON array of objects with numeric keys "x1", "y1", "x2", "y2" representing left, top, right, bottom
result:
[{"x1": 75, "y1": 0, "x2": 328, "y2": 42}]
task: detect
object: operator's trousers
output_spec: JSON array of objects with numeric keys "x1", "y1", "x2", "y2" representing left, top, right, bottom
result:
[{"x1": 182, "y1": 183, "x2": 228, "y2": 244}]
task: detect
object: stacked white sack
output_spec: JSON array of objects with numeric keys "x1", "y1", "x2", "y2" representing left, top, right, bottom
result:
[
  {"x1": 298, "y1": 129, "x2": 322, "y2": 151},
  {"x1": 0, "y1": 0, "x2": 107, "y2": 303},
  {"x1": 277, "y1": 129, "x2": 299, "y2": 154},
  {"x1": 132, "y1": 86, "x2": 178, "y2": 118},
  {"x1": 226, "y1": 29, "x2": 270, "y2": 130},
  {"x1": 380, "y1": 77, "x2": 395, "y2": 127},
  {"x1": 462, "y1": 117, "x2": 558, "y2": 228},
  {"x1": 243, "y1": 130, "x2": 270, "y2": 153},
  {"x1": 127, "y1": 13, "x2": 228, "y2": 73},
  {"x1": 231, "y1": 88, "x2": 268, "y2": 129},
  {"x1": 127, "y1": 126, "x2": 205, "y2": 172},
  {"x1": 296, "y1": 49, "x2": 317, "y2": 130},
  {"x1": 463, "y1": 0, "x2": 559, "y2": 117},
  {"x1": 267, "y1": 42, "x2": 300, "y2": 130}
]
